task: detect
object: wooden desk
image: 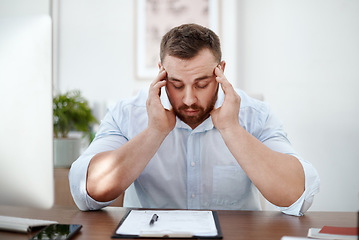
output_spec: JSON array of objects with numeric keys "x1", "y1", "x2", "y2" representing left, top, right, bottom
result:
[{"x1": 0, "y1": 205, "x2": 357, "y2": 240}]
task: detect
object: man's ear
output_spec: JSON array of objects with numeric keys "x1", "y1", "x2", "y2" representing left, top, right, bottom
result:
[
  {"x1": 158, "y1": 61, "x2": 162, "y2": 70},
  {"x1": 220, "y1": 60, "x2": 226, "y2": 72}
]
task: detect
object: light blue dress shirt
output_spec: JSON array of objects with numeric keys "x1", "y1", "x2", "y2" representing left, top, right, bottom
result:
[{"x1": 69, "y1": 87, "x2": 320, "y2": 216}]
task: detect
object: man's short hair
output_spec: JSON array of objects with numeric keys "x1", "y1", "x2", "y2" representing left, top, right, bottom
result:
[{"x1": 160, "y1": 23, "x2": 221, "y2": 63}]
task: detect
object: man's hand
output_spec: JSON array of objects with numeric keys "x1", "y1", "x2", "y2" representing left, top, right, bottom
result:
[
  {"x1": 210, "y1": 66, "x2": 241, "y2": 133},
  {"x1": 146, "y1": 67, "x2": 176, "y2": 136}
]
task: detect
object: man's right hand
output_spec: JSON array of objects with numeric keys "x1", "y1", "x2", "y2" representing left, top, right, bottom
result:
[{"x1": 146, "y1": 67, "x2": 176, "y2": 136}]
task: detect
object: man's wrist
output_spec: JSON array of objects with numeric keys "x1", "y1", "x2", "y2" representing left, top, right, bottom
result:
[
  {"x1": 217, "y1": 123, "x2": 243, "y2": 140},
  {"x1": 146, "y1": 126, "x2": 171, "y2": 141}
]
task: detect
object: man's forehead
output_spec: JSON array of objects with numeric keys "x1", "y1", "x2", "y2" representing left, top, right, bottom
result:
[{"x1": 164, "y1": 62, "x2": 218, "y2": 82}]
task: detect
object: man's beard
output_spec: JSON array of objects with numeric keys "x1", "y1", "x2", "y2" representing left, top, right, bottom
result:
[{"x1": 171, "y1": 85, "x2": 219, "y2": 128}]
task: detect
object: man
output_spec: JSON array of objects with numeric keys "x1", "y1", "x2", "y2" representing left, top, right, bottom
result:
[{"x1": 69, "y1": 24, "x2": 320, "y2": 216}]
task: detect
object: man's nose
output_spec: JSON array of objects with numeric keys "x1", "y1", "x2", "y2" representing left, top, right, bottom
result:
[{"x1": 183, "y1": 87, "x2": 197, "y2": 106}]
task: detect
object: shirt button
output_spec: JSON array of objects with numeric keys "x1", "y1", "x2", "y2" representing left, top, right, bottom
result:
[
  {"x1": 192, "y1": 193, "x2": 196, "y2": 198},
  {"x1": 191, "y1": 162, "x2": 195, "y2": 167}
]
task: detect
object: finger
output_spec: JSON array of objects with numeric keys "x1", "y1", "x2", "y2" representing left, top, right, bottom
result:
[
  {"x1": 150, "y1": 68, "x2": 167, "y2": 88},
  {"x1": 214, "y1": 65, "x2": 224, "y2": 78},
  {"x1": 149, "y1": 79, "x2": 166, "y2": 99},
  {"x1": 149, "y1": 69, "x2": 167, "y2": 96},
  {"x1": 215, "y1": 67, "x2": 233, "y2": 93}
]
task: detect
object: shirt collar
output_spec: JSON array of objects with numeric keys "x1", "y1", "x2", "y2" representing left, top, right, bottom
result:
[{"x1": 160, "y1": 85, "x2": 224, "y2": 132}]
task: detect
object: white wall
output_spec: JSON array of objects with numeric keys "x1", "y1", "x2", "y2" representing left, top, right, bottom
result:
[
  {"x1": 238, "y1": 0, "x2": 359, "y2": 211},
  {"x1": 55, "y1": 0, "x2": 136, "y2": 109},
  {"x1": 53, "y1": 1, "x2": 152, "y2": 105},
  {"x1": 0, "y1": 0, "x2": 50, "y2": 17}
]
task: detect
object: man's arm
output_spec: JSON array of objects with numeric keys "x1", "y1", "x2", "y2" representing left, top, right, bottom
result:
[
  {"x1": 86, "y1": 68, "x2": 176, "y2": 202},
  {"x1": 210, "y1": 67, "x2": 305, "y2": 207}
]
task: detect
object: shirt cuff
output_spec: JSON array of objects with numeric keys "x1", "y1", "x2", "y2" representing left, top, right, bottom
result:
[
  {"x1": 69, "y1": 153, "x2": 114, "y2": 211},
  {"x1": 277, "y1": 156, "x2": 320, "y2": 216},
  {"x1": 85, "y1": 194, "x2": 115, "y2": 211}
]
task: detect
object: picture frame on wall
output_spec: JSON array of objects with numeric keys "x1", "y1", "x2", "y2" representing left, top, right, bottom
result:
[{"x1": 135, "y1": 0, "x2": 221, "y2": 80}]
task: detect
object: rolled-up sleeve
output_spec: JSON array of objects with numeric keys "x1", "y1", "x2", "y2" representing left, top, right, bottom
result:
[
  {"x1": 255, "y1": 103, "x2": 320, "y2": 216},
  {"x1": 69, "y1": 108, "x2": 129, "y2": 211},
  {"x1": 277, "y1": 154, "x2": 320, "y2": 216}
]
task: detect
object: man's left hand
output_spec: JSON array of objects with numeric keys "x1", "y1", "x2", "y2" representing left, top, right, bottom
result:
[{"x1": 210, "y1": 66, "x2": 241, "y2": 133}]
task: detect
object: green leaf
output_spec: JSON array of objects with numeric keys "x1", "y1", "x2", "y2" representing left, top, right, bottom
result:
[{"x1": 53, "y1": 90, "x2": 98, "y2": 142}]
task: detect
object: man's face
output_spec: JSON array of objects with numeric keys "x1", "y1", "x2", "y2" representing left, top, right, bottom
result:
[{"x1": 160, "y1": 48, "x2": 225, "y2": 129}]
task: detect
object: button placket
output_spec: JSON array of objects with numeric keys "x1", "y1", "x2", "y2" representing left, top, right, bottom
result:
[{"x1": 186, "y1": 132, "x2": 200, "y2": 209}]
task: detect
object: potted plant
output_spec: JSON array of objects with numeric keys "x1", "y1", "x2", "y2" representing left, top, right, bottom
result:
[{"x1": 53, "y1": 90, "x2": 98, "y2": 167}]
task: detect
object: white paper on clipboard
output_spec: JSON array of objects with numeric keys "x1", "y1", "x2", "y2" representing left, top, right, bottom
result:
[{"x1": 116, "y1": 210, "x2": 218, "y2": 237}]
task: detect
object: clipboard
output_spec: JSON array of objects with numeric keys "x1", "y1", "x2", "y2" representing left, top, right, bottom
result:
[{"x1": 112, "y1": 210, "x2": 223, "y2": 239}]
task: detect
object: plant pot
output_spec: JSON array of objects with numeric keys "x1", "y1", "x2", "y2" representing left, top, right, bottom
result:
[{"x1": 54, "y1": 138, "x2": 82, "y2": 168}]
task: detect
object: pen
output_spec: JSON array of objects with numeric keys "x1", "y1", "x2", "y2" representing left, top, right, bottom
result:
[{"x1": 149, "y1": 214, "x2": 159, "y2": 225}]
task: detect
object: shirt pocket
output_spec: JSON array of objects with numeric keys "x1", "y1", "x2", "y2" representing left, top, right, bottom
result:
[{"x1": 211, "y1": 165, "x2": 251, "y2": 209}]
